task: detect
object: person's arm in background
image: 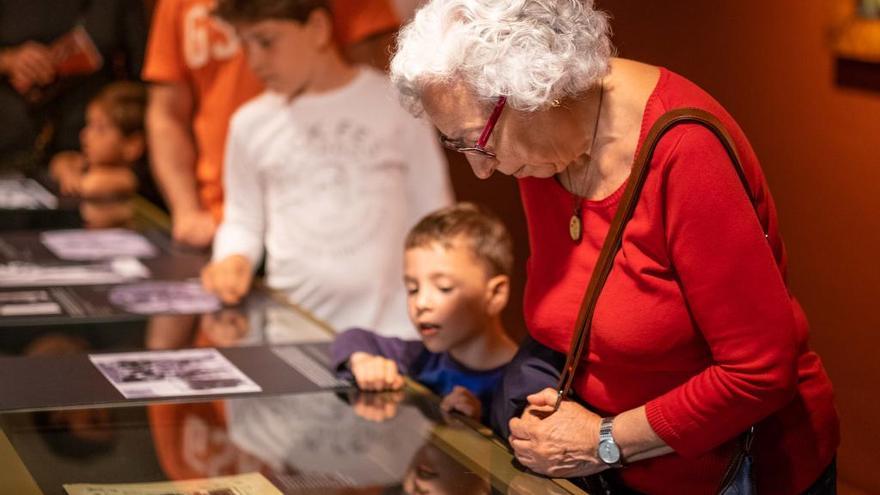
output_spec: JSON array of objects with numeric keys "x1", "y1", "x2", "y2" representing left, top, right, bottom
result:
[
  {"x1": 143, "y1": 0, "x2": 216, "y2": 247},
  {"x1": 146, "y1": 82, "x2": 216, "y2": 247},
  {"x1": 201, "y1": 116, "x2": 263, "y2": 305},
  {"x1": 0, "y1": 41, "x2": 55, "y2": 94}
]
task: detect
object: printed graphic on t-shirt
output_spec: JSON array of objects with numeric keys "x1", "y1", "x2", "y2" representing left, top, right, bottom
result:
[
  {"x1": 264, "y1": 119, "x2": 407, "y2": 262},
  {"x1": 183, "y1": 3, "x2": 240, "y2": 69}
]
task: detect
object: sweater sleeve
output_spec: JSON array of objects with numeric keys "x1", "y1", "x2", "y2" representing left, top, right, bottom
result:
[
  {"x1": 644, "y1": 126, "x2": 799, "y2": 458},
  {"x1": 489, "y1": 335, "x2": 565, "y2": 438},
  {"x1": 211, "y1": 116, "x2": 265, "y2": 266},
  {"x1": 330, "y1": 327, "x2": 426, "y2": 379}
]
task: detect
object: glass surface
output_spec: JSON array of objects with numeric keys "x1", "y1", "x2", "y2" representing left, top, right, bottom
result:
[{"x1": 0, "y1": 386, "x2": 583, "y2": 495}]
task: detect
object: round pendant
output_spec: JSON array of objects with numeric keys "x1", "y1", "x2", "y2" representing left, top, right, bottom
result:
[{"x1": 569, "y1": 214, "x2": 582, "y2": 242}]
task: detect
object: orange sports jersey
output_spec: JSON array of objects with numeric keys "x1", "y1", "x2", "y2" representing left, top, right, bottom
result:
[{"x1": 143, "y1": 0, "x2": 400, "y2": 221}]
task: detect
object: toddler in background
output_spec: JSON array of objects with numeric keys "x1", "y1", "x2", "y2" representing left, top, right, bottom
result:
[
  {"x1": 50, "y1": 82, "x2": 150, "y2": 227},
  {"x1": 332, "y1": 203, "x2": 519, "y2": 422}
]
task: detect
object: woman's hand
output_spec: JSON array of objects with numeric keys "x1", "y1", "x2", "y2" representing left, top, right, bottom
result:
[
  {"x1": 348, "y1": 352, "x2": 405, "y2": 391},
  {"x1": 440, "y1": 385, "x2": 482, "y2": 420},
  {"x1": 508, "y1": 388, "x2": 606, "y2": 478}
]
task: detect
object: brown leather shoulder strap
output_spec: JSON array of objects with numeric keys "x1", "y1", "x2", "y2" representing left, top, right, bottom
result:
[{"x1": 554, "y1": 107, "x2": 763, "y2": 405}]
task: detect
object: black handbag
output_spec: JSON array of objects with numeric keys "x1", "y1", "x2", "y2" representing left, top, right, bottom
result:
[{"x1": 555, "y1": 108, "x2": 766, "y2": 495}]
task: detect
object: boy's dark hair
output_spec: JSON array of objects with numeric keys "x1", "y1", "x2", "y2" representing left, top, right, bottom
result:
[
  {"x1": 405, "y1": 202, "x2": 514, "y2": 278},
  {"x1": 91, "y1": 81, "x2": 146, "y2": 137},
  {"x1": 214, "y1": 0, "x2": 331, "y2": 24}
]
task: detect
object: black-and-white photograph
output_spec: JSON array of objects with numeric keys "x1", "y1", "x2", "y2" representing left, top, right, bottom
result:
[{"x1": 89, "y1": 348, "x2": 261, "y2": 399}]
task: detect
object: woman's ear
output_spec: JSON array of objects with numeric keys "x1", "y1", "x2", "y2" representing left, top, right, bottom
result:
[
  {"x1": 305, "y1": 8, "x2": 334, "y2": 50},
  {"x1": 485, "y1": 274, "x2": 510, "y2": 317},
  {"x1": 121, "y1": 133, "x2": 145, "y2": 164}
]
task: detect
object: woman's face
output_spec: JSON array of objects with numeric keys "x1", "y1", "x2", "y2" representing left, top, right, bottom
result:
[{"x1": 420, "y1": 80, "x2": 590, "y2": 180}]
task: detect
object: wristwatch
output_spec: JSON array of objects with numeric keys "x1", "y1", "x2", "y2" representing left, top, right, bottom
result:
[{"x1": 597, "y1": 416, "x2": 623, "y2": 467}]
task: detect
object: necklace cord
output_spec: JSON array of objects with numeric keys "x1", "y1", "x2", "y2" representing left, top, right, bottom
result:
[{"x1": 565, "y1": 83, "x2": 605, "y2": 233}]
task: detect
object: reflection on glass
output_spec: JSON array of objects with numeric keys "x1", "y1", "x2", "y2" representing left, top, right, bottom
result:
[
  {"x1": 0, "y1": 388, "x2": 579, "y2": 495},
  {"x1": 401, "y1": 443, "x2": 491, "y2": 495},
  {"x1": 32, "y1": 408, "x2": 116, "y2": 461}
]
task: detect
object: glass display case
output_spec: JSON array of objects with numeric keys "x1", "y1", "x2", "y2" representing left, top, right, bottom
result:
[{"x1": 0, "y1": 217, "x2": 586, "y2": 495}]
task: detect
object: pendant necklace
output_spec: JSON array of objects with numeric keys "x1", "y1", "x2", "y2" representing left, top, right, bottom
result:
[{"x1": 566, "y1": 83, "x2": 605, "y2": 243}]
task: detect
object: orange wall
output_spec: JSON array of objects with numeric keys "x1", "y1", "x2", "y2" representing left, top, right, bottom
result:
[
  {"x1": 452, "y1": 1, "x2": 880, "y2": 491},
  {"x1": 600, "y1": 1, "x2": 880, "y2": 491}
]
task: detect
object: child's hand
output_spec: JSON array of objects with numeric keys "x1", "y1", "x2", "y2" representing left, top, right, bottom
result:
[
  {"x1": 440, "y1": 386, "x2": 482, "y2": 420},
  {"x1": 349, "y1": 351, "x2": 405, "y2": 391},
  {"x1": 201, "y1": 254, "x2": 253, "y2": 305},
  {"x1": 352, "y1": 390, "x2": 405, "y2": 423},
  {"x1": 49, "y1": 151, "x2": 86, "y2": 196}
]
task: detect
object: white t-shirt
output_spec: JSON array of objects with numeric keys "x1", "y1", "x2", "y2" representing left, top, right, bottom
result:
[{"x1": 213, "y1": 68, "x2": 453, "y2": 339}]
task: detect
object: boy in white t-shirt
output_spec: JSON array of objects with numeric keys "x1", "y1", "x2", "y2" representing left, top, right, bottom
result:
[{"x1": 202, "y1": 0, "x2": 452, "y2": 339}]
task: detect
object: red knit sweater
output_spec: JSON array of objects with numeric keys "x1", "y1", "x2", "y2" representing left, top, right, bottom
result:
[{"x1": 520, "y1": 68, "x2": 839, "y2": 495}]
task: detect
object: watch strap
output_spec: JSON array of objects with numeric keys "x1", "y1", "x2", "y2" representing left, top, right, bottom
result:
[{"x1": 599, "y1": 416, "x2": 614, "y2": 440}]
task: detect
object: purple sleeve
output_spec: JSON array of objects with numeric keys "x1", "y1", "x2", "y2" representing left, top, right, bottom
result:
[
  {"x1": 489, "y1": 335, "x2": 565, "y2": 438},
  {"x1": 330, "y1": 328, "x2": 426, "y2": 379}
]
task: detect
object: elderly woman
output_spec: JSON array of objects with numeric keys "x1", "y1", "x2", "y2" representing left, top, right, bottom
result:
[{"x1": 389, "y1": 1, "x2": 839, "y2": 494}]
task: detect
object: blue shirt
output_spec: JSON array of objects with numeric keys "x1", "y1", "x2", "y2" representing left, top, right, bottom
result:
[{"x1": 331, "y1": 328, "x2": 507, "y2": 423}]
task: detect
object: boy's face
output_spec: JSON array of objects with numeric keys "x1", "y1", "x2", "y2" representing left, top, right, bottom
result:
[
  {"x1": 80, "y1": 103, "x2": 125, "y2": 166},
  {"x1": 404, "y1": 238, "x2": 505, "y2": 354},
  {"x1": 236, "y1": 16, "x2": 326, "y2": 98}
]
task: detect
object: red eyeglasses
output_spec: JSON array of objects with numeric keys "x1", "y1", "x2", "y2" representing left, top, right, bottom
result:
[{"x1": 439, "y1": 96, "x2": 506, "y2": 158}]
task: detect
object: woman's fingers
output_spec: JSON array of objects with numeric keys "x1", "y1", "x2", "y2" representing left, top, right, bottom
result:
[
  {"x1": 526, "y1": 387, "x2": 559, "y2": 407},
  {"x1": 508, "y1": 415, "x2": 530, "y2": 440}
]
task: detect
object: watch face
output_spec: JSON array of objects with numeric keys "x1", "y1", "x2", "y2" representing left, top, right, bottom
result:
[{"x1": 598, "y1": 440, "x2": 621, "y2": 464}]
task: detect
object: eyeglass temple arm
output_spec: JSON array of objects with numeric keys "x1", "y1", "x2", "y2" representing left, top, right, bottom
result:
[{"x1": 477, "y1": 96, "x2": 507, "y2": 148}]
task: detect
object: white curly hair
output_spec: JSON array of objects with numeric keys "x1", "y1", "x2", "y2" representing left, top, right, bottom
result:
[{"x1": 390, "y1": 0, "x2": 613, "y2": 114}]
